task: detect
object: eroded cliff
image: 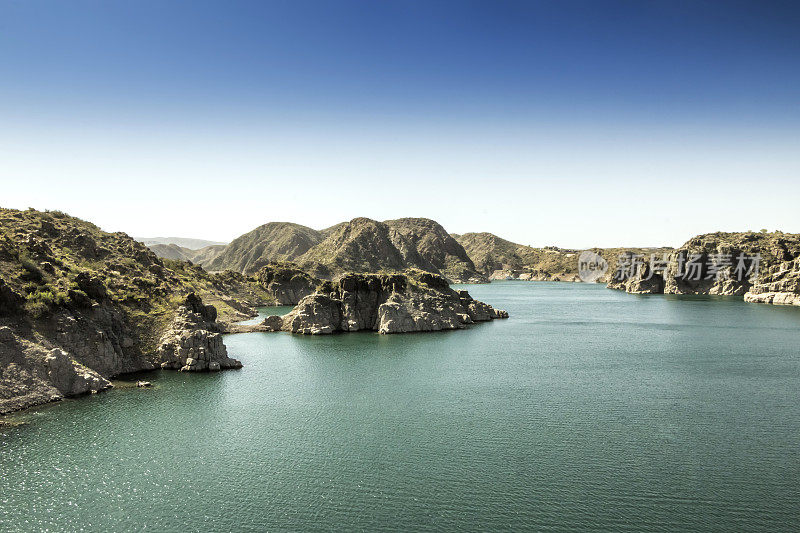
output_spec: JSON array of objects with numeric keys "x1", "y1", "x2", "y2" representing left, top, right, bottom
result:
[{"x1": 607, "y1": 231, "x2": 800, "y2": 303}]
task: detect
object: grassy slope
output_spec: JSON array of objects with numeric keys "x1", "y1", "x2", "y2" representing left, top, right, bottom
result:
[{"x1": 0, "y1": 208, "x2": 273, "y2": 351}]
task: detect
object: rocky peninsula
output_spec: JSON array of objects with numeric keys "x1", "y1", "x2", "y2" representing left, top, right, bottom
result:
[
  {"x1": 233, "y1": 270, "x2": 508, "y2": 335},
  {"x1": 0, "y1": 208, "x2": 272, "y2": 414},
  {"x1": 607, "y1": 231, "x2": 800, "y2": 306}
]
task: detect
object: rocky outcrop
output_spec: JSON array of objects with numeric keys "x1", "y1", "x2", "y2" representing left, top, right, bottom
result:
[
  {"x1": 255, "y1": 262, "x2": 319, "y2": 305},
  {"x1": 0, "y1": 328, "x2": 112, "y2": 414},
  {"x1": 0, "y1": 300, "x2": 147, "y2": 414},
  {"x1": 281, "y1": 271, "x2": 508, "y2": 335},
  {"x1": 606, "y1": 252, "x2": 669, "y2": 294},
  {"x1": 0, "y1": 278, "x2": 24, "y2": 314},
  {"x1": 608, "y1": 232, "x2": 800, "y2": 302},
  {"x1": 156, "y1": 294, "x2": 242, "y2": 372},
  {"x1": 744, "y1": 257, "x2": 800, "y2": 306},
  {"x1": 44, "y1": 348, "x2": 112, "y2": 396},
  {"x1": 260, "y1": 315, "x2": 284, "y2": 331}
]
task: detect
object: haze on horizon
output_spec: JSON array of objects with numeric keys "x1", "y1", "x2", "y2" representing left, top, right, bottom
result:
[{"x1": 1, "y1": 0, "x2": 798, "y2": 249}]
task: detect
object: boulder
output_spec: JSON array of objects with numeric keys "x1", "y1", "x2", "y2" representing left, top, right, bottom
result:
[
  {"x1": 260, "y1": 315, "x2": 284, "y2": 331},
  {"x1": 74, "y1": 273, "x2": 108, "y2": 301},
  {"x1": 45, "y1": 348, "x2": 112, "y2": 397}
]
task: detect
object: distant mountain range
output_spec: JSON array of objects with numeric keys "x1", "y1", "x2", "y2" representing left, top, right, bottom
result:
[
  {"x1": 147, "y1": 217, "x2": 488, "y2": 283},
  {"x1": 137, "y1": 237, "x2": 228, "y2": 250},
  {"x1": 143, "y1": 219, "x2": 799, "y2": 295},
  {"x1": 145, "y1": 243, "x2": 227, "y2": 264},
  {"x1": 141, "y1": 218, "x2": 669, "y2": 283}
]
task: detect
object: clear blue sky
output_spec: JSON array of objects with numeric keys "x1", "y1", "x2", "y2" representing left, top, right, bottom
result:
[{"x1": 1, "y1": 0, "x2": 798, "y2": 247}]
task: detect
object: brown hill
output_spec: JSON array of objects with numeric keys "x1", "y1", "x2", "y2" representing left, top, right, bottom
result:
[{"x1": 203, "y1": 217, "x2": 486, "y2": 282}]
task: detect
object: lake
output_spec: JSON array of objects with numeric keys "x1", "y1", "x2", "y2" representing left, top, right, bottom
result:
[{"x1": 2, "y1": 282, "x2": 800, "y2": 531}]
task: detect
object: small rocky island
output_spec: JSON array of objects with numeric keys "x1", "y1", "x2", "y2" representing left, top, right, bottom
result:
[{"x1": 231, "y1": 270, "x2": 508, "y2": 335}]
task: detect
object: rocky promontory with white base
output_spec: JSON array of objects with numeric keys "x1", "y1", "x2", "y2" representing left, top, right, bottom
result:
[
  {"x1": 156, "y1": 293, "x2": 242, "y2": 372},
  {"x1": 607, "y1": 232, "x2": 800, "y2": 299}
]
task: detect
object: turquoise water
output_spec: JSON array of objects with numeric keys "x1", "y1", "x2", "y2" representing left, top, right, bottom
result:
[{"x1": 2, "y1": 282, "x2": 800, "y2": 532}]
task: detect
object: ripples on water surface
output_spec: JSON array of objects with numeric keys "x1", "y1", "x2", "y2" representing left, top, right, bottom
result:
[{"x1": 2, "y1": 282, "x2": 800, "y2": 531}]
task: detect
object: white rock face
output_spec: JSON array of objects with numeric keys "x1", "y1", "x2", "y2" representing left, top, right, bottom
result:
[{"x1": 744, "y1": 257, "x2": 800, "y2": 305}]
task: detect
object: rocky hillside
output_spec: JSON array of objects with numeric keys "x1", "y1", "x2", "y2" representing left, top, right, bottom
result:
[
  {"x1": 205, "y1": 222, "x2": 324, "y2": 274},
  {"x1": 455, "y1": 232, "x2": 670, "y2": 283},
  {"x1": 187, "y1": 244, "x2": 226, "y2": 265},
  {"x1": 200, "y1": 217, "x2": 487, "y2": 283},
  {"x1": 385, "y1": 218, "x2": 480, "y2": 282},
  {"x1": 147, "y1": 243, "x2": 196, "y2": 262},
  {"x1": 276, "y1": 270, "x2": 507, "y2": 335},
  {"x1": 608, "y1": 231, "x2": 800, "y2": 303},
  {"x1": 453, "y1": 232, "x2": 541, "y2": 273},
  {"x1": 254, "y1": 262, "x2": 320, "y2": 305},
  {"x1": 297, "y1": 218, "x2": 485, "y2": 282},
  {"x1": 0, "y1": 208, "x2": 272, "y2": 414}
]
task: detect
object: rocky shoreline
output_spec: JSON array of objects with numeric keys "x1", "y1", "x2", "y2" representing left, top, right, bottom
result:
[
  {"x1": 488, "y1": 269, "x2": 581, "y2": 282},
  {"x1": 743, "y1": 257, "x2": 800, "y2": 306},
  {"x1": 0, "y1": 292, "x2": 240, "y2": 416},
  {"x1": 0, "y1": 208, "x2": 275, "y2": 415},
  {"x1": 606, "y1": 232, "x2": 800, "y2": 306}
]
